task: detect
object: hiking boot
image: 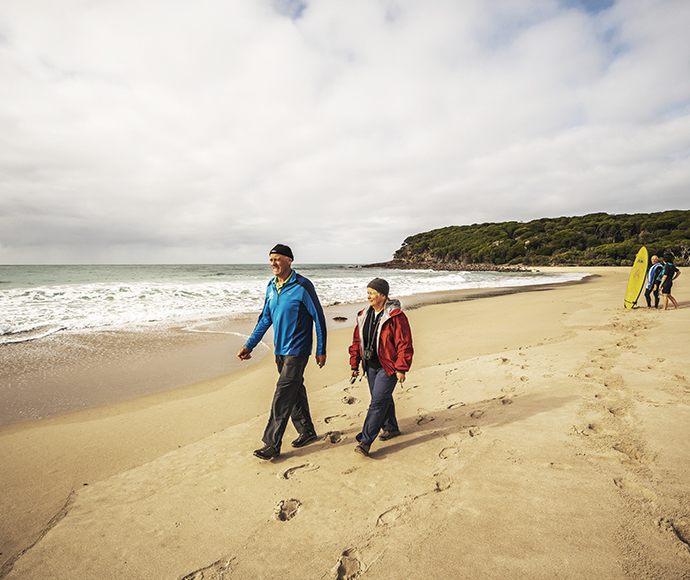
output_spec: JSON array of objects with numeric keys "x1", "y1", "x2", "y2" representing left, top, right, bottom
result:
[
  {"x1": 253, "y1": 445, "x2": 280, "y2": 460},
  {"x1": 291, "y1": 431, "x2": 318, "y2": 448},
  {"x1": 354, "y1": 443, "x2": 370, "y2": 457},
  {"x1": 379, "y1": 429, "x2": 401, "y2": 441}
]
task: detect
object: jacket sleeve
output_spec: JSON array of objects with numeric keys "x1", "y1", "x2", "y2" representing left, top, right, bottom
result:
[
  {"x1": 301, "y1": 280, "x2": 327, "y2": 356},
  {"x1": 245, "y1": 285, "x2": 273, "y2": 351},
  {"x1": 393, "y1": 313, "x2": 414, "y2": 373},
  {"x1": 349, "y1": 323, "x2": 362, "y2": 369}
]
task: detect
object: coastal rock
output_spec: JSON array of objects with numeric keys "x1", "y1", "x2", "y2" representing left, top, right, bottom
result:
[{"x1": 362, "y1": 259, "x2": 531, "y2": 272}]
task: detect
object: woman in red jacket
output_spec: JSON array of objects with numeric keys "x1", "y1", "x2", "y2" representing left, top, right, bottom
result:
[{"x1": 348, "y1": 278, "x2": 414, "y2": 456}]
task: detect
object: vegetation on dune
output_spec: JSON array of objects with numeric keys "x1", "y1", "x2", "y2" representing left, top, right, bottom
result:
[{"x1": 393, "y1": 210, "x2": 690, "y2": 267}]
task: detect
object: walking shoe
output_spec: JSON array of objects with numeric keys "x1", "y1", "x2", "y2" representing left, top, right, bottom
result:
[
  {"x1": 379, "y1": 429, "x2": 402, "y2": 441},
  {"x1": 291, "y1": 431, "x2": 318, "y2": 448},
  {"x1": 354, "y1": 443, "x2": 370, "y2": 457},
  {"x1": 253, "y1": 445, "x2": 280, "y2": 460}
]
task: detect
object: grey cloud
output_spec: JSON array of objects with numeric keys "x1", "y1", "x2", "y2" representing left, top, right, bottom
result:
[{"x1": 0, "y1": 0, "x2": 688, "y2": 264}]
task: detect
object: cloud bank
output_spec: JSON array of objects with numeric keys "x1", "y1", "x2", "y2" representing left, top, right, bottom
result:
[{"x1": 1, "y1": 0, "x2": 689, "y2": 264}]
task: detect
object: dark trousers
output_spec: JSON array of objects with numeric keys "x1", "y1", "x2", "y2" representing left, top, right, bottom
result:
[
  {"x1": 262, "y1": 355, "x2": 315, "y2": 449},
  {"x1": 644, "y1": 285, "x2": 659, "y2": 308},
  {"x1": 357, "y1": 367, "x2": 399, "y2": 445}
]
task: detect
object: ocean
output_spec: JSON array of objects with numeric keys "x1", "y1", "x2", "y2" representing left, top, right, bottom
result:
[{"x1": 0, "y1": 264, "x2": 588, "y2": 345}]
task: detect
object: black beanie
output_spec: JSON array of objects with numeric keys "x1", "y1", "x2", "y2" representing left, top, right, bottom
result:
[
  {"x1": 367, "y1": 278, "x2": 389, "y2": 296},
  {"x1": 269, "y1": 244, "x2": 294, "y2": 260}
]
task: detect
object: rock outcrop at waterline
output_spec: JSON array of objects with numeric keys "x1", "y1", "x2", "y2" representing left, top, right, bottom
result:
[{"x1": 362, "y1": 259, "x2": 531, "y2": 272}]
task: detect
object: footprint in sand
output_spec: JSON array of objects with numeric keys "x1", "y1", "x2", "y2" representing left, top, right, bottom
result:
[
  {"x1": 470, "y1": 410, "x2": 484, "y2": 419},
  {"x1": 658, "y1": 518, "x2": 690, "y2": 549},
  {"x1": 439, "y1": 446, "x2": 459, "y2": 459},
  {"x1": 342, "y1": 396, "x2": 358, "y2": 405},
  {"x1": 434, "y1": 473, "x2": 452, "y2": 492},
  {"x1": 274, "y1": 498, "x2": 301, "y2": 521},
  {"x1": 416, "y1": 408, "x2": 435, "y2": 425},
  {"x1": 377, "y1": 504, "x2": 406, "y2": 526},
  {"x1": 280, "y1": 464, "x2": 319, "y2": 480},
  {"x1": 325, "y1": 414, "x2": 346, "y2": 424},
  {"x1": 614, "y1": 478, "x2": 656, "y2": 501},
  {"x1": 333, "y1": 548, "x2": 366, "y2": 580},
  {"x1": 612, "y1": 442, "x2": 645, "y2": 463},
  {"x1": 181, "y1": 557, "x2": 234, "y2": 580},
  {"x1": 324, "y1": 431, "x2": 344, "y2": 444},
  {"x1": 447, "y1": 402, "x2": 465, "y2": 410},
  {"x1": 469, "y1": 427, "x2": 482, "y2": 437}
]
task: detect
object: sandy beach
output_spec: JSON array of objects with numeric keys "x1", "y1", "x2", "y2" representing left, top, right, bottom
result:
[{"x1": 1, "y1": 267, "x2": 689, "y2": 579}]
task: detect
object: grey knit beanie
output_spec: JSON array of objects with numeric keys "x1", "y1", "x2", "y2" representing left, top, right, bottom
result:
[{"x1": 367, "y1": 278, "x2": 389, "y2": 296}]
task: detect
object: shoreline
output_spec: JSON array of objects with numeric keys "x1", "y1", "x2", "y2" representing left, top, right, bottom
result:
[
  {"x1": 2, "y1": 266, "x2": 688, "y2": 579},
  {"x1": 0, "y1": 271, "x2": 589, "y2": 428}
]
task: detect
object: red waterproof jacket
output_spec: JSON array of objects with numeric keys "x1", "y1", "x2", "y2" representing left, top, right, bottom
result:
[{"x1": 349, "y1": 299, "x2": 413, "y2": 376}]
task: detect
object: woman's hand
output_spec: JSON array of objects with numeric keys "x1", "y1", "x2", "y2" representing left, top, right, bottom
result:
[
  {"x1": 350, "y1": 369, "x2": 359, "y2": 384},
  {"x1": 396, "y1": 371, "x2": 406, "y2": 383}
]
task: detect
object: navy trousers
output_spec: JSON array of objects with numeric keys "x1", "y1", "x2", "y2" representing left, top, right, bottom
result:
[
  {"x1": 262, "y1": 355, "x2": 315, "y2": 449},
  {"x1": 357, "y1": 367, "x2": 399, "y2": 445}
]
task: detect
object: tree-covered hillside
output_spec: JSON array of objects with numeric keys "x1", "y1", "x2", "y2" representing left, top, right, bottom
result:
[{"x1": 393, "y1": 210, "x2": 690, "y2": 267}]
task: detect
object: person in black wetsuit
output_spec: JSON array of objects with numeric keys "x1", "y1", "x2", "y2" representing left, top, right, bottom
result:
[{"x1": 659, "y1": 253, "x2": 681, "y2": 310}]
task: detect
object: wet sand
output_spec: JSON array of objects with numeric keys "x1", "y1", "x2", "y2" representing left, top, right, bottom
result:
[{"x1": 1, "y1": 267, "x2": 689, "y2": 579}]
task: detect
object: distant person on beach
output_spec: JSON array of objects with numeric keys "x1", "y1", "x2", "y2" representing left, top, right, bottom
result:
[
  {"x1": 237, "y1": 244, "x2": 327, "y2": 460},
  {"x1": 348, "y1": 278, "x2": 413, "y2": 457},
  {"x1": 659, "y1": 253, "x2": 681, "y2": 310},
  {"x1": 644, "y1": 255, "x2": 664, "y2": 309}
]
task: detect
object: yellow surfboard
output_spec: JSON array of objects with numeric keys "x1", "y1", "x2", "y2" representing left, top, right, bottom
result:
[{"x1": 624, "y1": 246, "x2": 648, "y2": 309}]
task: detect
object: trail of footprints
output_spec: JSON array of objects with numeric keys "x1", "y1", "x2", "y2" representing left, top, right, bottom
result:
[
  {"x1": 179, "y1": 342, "x2": 680, "y2": 579},
  {"x1": 180, "y1": 381, "x2": 514, "y2": 579},
  {"x1": 575, "y1": 327, "x2": 690, "y2": 560}
]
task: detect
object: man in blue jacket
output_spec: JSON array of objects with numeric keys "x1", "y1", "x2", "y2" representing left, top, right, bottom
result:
[{"x1": 238, "y1": 244, "x2": 327, "y2": 460}]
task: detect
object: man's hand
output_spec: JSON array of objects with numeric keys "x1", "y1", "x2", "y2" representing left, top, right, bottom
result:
[
  {"x1": 316, "y1": 354, "x2": 327, "y2": 368},
  {"x1": 396, "y1": 371, "x2": 406, "y2": 384},
  {"x1": 237, "y1": 346, "x2": 252, "y2": 360}
]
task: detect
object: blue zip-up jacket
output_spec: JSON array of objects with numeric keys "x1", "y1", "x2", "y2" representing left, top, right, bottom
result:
[{"x1": 245, "y1": 272, "x2": 327, "y2": 356}]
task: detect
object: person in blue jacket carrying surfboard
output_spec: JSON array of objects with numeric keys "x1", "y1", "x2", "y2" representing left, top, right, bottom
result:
[{"x1": 238, "y1": 244, "x2": 327, "y2": 460}]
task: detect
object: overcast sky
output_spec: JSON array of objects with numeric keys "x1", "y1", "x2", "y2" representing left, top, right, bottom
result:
[{"x1": 1, "y1": 0, "x2": 689, "y2": 264}]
